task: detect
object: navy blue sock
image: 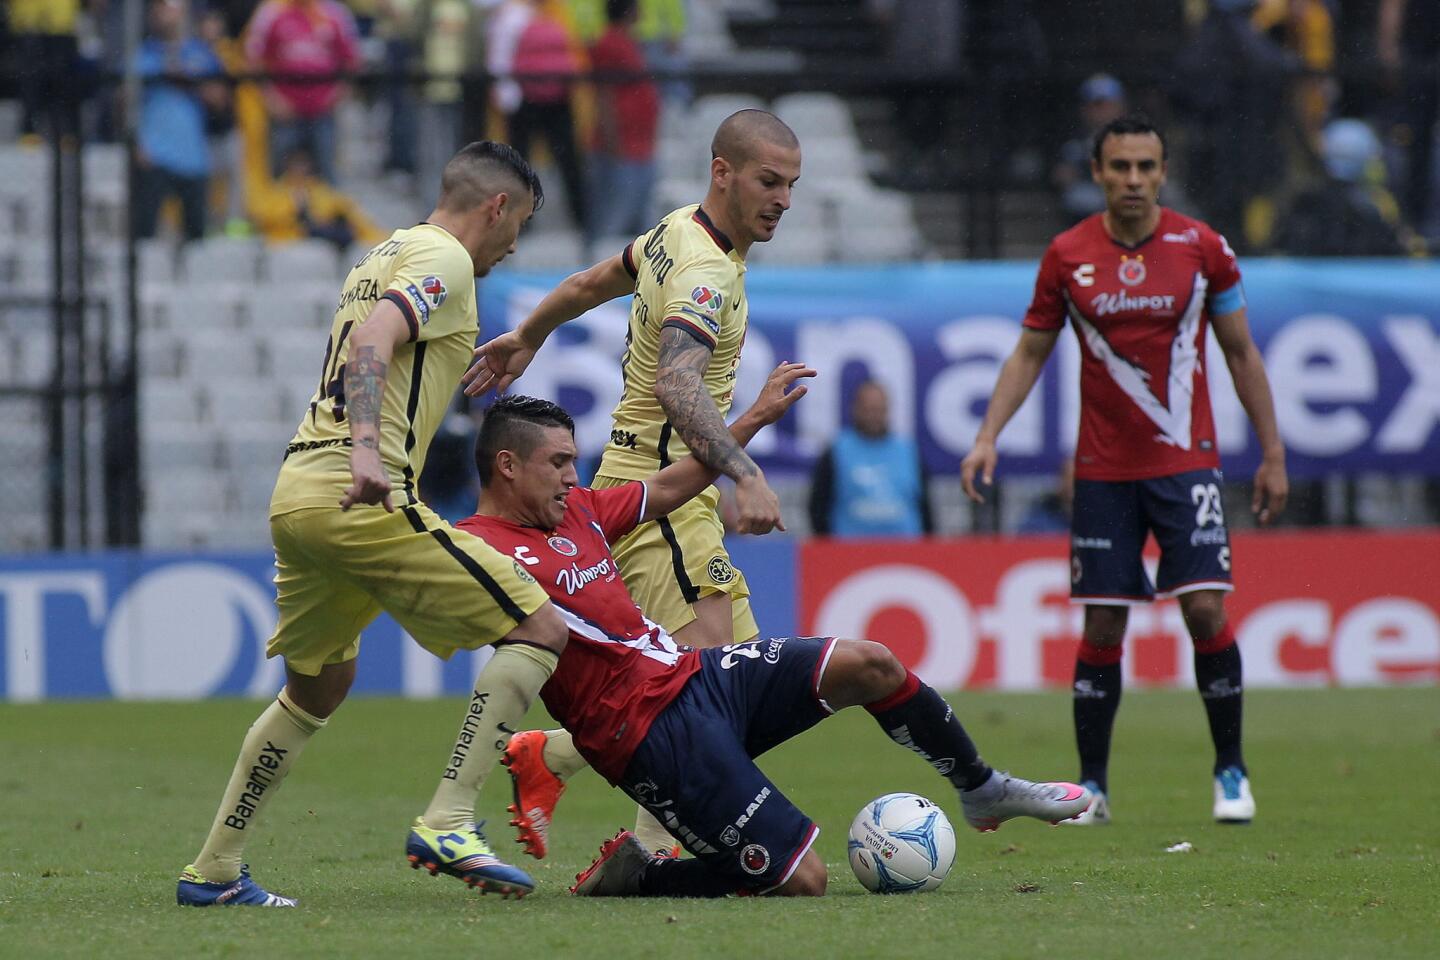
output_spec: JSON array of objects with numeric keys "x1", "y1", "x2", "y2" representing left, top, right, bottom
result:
[
  {"x1": 1194, "y1": 624, "x2": 1245, "y2": 775},
  {"x1": 865, "y1": 671, "x2": 991, "y2": 791},
  {"x1": 1073, "y1": 640, "x2": 1124, "y2": 794},
  {"x1": 637, "y1": 856, "x2": 739, "y2": 898}
]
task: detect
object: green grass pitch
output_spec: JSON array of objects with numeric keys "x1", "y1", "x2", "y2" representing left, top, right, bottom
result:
[{"x1": 2, "y1": 688, "x2": 1436, "y2": 959}]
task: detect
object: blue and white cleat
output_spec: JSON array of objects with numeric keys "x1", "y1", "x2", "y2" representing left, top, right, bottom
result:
[
  {"x1": 176, "y1": 864, "x2": 297, "y2": 907},
  {"x1": 406, "y1": 817, "x2": 535, "y2": 898},
  {"x1": 1213, "y1": 766, "x2": 1255, "y2": 824}
]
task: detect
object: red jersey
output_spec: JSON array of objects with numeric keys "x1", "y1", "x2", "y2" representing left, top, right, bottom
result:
[
  {"x1": 245, "y1": 0, "x2": 360, "y2": 119},
  {"x1": 1023, "y1": 209, "x2": 1244, "y2": 481},
  {"x1": 589, "y1": 25, "x2": 659, "y2": 161},
  {"x1": 455, "y1": 483, "x2": 700, "y2": 783}
]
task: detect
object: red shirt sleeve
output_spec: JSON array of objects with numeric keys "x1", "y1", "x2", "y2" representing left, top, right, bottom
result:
[
  {"x1": 1200, "y1": 223, "x2": 1243, "y2": 295},
  {"x1": 1021, "y1": 241, "x2": 1066, "y2": 331},
  {"x1": 586, "y1": 482, "x2": 647, "y2": 541}
]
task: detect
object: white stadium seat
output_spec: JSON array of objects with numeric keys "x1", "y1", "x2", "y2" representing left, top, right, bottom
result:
[
  {"x1": 261, "y1": 239, "x2": 342, "y2": 286},
  {"x1": 182, "y1": 237, "x2": 264, "y2": 285}
]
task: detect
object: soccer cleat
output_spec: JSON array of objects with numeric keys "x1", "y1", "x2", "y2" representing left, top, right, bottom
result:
[
  {"x1": 1060, "y1": 781, "x2": 1111, "y2": 826},
  {"x1": 405, "y1": 818, "x2": 535, "y2": 897},
  {"x1": 502, "y1": 730, "x2": 566, "y2": 860},
  {"x1": 1213, "y1": 766, "x2": 1255, "y2": 824},
  {"x1": 176, "y1": 864, "x2": 297, "y2": 907},
  {"x1": 569, "y1": 830, "x2": 652, "y2": 897},
  {"x1": 960, "y1": 771, "x2": 1092, "y2": 832}
]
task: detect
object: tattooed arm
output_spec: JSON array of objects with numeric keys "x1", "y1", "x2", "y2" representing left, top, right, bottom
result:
[
  {"x1": 653, "y1": 325, "x2": 786, "y2": 534},
  {"x1": 339, "y1": 301, "x2": 411, "y2": 512}
]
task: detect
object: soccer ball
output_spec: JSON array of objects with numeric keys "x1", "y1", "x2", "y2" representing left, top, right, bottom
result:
[{"x1": 847, "y1": 793, "x2": 956, "y2": 893}]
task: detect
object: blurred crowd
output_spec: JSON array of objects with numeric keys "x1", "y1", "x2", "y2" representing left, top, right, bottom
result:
[
  {"x1": 2, "y1": 0, "x2": 679, "y2": 248},
  {"x1": 1043, "y1": 0, "x2": 1436, "y2": 256},
  {"x1": 2, "y1": 0, "x2": 1436, "y2": 256}
]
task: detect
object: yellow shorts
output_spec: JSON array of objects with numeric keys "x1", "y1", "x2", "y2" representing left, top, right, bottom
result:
[
  {"x1": 593, "y1": 475, "x2": 757, "y2": 641},
  {"x1": 267, "y1": 501, "x2": 549, "y2": 675}
]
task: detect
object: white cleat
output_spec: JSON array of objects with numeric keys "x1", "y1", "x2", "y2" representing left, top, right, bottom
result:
[
  {"x1": 1060, "y1": 781, "x2": 1110, "y2": 825},
  {"x1": 1213, "y1": 766, "x2": 1255, "y2": 824},
  {"x1": 961, "y1": 772, "x2": 1092, "y2": 831}
]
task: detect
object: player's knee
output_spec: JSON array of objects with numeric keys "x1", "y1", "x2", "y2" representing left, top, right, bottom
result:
[
  {"x1": 1179, "y1": 591, "x2": 1226, "y2": 638},
  {"x1": 772, "y1": 852, "x2": 827, "y2": 897},
  {"x1": 516, "y1": 601, "x2": 568, "y2": 654},
  {"x1": 1083, "y1": 606, "x2": 1129, "y2": 646},
  {"x1": 851, "y1": 639, "x2": 906, "y2": 700}
]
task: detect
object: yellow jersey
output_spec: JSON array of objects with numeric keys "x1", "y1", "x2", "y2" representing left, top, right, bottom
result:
[
  {"x1": 598, "y1": 204, "x2": 749, "y2": 480},
  {"x1": 271, "y1": 223, "x2": 476, "y2": 514}
]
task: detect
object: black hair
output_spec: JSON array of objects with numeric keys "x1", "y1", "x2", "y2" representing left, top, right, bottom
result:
[
  {"x1": 475, "y1": 395, "x2": 575, "y2": 485},
  {"x1": 606, "y1": 0, "x2": 638, "y2": 22},
  {"x1": 1091, "y1": 113, "x2": 1168, "y2": 165},
  {"x1": 440, "y1": 140, "x2": 545, "y2": 214}
]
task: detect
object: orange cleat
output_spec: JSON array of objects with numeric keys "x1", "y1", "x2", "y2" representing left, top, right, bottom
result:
[{"x1": 501, "y1": 730, "x2": 567, "y2": 859}]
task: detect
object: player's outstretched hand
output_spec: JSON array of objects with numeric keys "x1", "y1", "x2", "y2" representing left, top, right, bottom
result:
[
  {"x1": 1252, "y1": 455, "x2": 1288, "y2": 526},
  {"x1": 462, "y1": 330, "x2": 537, "y2": 397},
  {"x1": 341, "y1": 446, "x2": 395, "y2": 512},
  {"x1": 960, "y1": 440, "x2": 998, "y2": 503},
  {"x1": 733, "y1": 473, "x2": 784, "y2": 535},
  {"x1": 747, "y1": 361, "x2": 816, "y2": 426}
]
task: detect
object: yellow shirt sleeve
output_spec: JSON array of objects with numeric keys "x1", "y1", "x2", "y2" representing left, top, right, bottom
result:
[
  {"x1": 381, "y1": 234, "x2": 475, "y2": 342},
  {"x1": 658, "y1": 255, "x2": 735, "y2": 349}
]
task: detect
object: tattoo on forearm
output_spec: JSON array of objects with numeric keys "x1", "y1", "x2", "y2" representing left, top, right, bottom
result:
[
  {"x1": 655, "y1": 326, "x2": 757, "y2": 480},
  {"x1": 345, "y1": 345, "x2": 387, "y2": 433}
]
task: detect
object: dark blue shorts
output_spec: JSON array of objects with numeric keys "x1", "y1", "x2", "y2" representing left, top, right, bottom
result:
[
  {"x1": 618, "y1": 636, "x2": 837, "y2": 891},
  {"x1": 1070, "y1": 468, "x2": 1233, "y2": 603}
]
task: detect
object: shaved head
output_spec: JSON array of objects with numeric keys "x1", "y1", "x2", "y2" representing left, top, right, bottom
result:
[
  {"x1": 711, "y1": 109, "x2": 799, "y2": 168},
  {"x1": 438, "y1": 141, "x2": 544, "y2": 214}
]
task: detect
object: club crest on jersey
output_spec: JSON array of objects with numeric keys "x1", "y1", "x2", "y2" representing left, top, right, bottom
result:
[
  {"x1": 547, "y1": 535, "x2": 578, "y2": 557},
  {"x1": 707, "y1": 556, "x2": 735, "y2": 584},
  {"x1": 691, "y1": 285, "x2": 723, "y2": 313},
  {"x1": 1118, "y1": 255, "x2": 1146, "y2": 286},
  {"x1": 421, "y1": 275, "x2": 447, "y2": 309},
  {"x1": 740, "y1": 843, "x2": 771, "y2": 876},
  {"x1": 512, "y1": 560, "x2": 537, "y2": 584}
]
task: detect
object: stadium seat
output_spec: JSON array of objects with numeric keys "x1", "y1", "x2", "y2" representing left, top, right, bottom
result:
[
  {"x1": 264, "y1": 328, "x2": 328, "y2": 383},
  {"x1": 652, "y1": 178, "x2": 707, "y2": 216},
  {"x1": 143, "y1": 434, "x2": 224, "y2": 471},
  {"x1": 796, "y1": 136, "x2": 867, "y2": 181},
  {"x1": 139, "y1": 380, "x2": 205, "y2": 427},
  {"x1": 179, "y1": 328, "x2": 266, "y2": 379},
  {"x1": 656, "y1": 137, "x2": 709, "y2": 185},
  {"x1": 261, "y1": 239, "x2": 342, "y2": 285},
  {"x1": 246, "y1": 284, "x2": 337, "y2": 332},
  {"x1": 182, "y1": 237, "x2": 264, "y2": 284},
  {"x1": 502, "y1": 231, "x2": 584, "y2": 271},
  {"x1": 837, "y1": 226, "x2": 919, "y2": 263},
  {"x1": 217, "y1": 419, "x2": 295, "y2": 474},
  {"x1": 772, "y1": 92, "x2": 858, "y2": 142},
  {"x1": 200, "y1": 378, "x2": 294, "y2": 425},
  {"x1": 746, "y1": 228, "x2": 830, "y2": 265},
  {"x1": 835, "y1": 188, "x2": 918, "y2": 235}
]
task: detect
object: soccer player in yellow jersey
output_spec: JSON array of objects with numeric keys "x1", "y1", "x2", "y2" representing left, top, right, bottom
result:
[
  {"x1": 463, "y1": 111, "x2": 801, "y2": 853},
  {"x1": 177, "y1": 143, "x2": 568, "y2": 908}
]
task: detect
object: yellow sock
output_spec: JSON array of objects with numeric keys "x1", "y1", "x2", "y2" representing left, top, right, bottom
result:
[
  {"x1": 541, "y1": 727, "x2": 589, "y2": 781},
  {"x1": 423, "y1": 642, "x2": 559, "y2": 831},
  {"x1": 192, "y1": 689, "x2": 326, "y2": 882},
  {"x1": 634, "y1": 805, "x2": 679, "y2": 855}
]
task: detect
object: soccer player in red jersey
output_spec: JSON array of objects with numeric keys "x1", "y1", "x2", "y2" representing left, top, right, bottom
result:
[
  {"x1": 461, "y1": 373, "x2": 1089, "y2": 896},
  {"x1": 961, "y1": 115, "x2": 1288, "y2": 825}
]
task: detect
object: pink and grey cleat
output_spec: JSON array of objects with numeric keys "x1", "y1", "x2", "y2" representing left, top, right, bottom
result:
[{"x1": 960, "y1": 772, "x2": 1092, "y2": 832}]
